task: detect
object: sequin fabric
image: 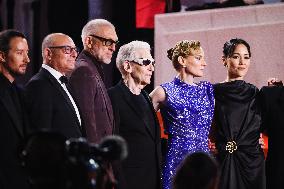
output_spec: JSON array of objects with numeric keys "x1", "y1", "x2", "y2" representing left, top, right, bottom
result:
[{"x1": 161, "y1": 77, "x2": 214, "y2": 189}]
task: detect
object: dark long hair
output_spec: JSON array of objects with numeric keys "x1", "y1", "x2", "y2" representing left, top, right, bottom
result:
[{"x1": 223, "y1": 38, "x2": 251, "y2": 58}]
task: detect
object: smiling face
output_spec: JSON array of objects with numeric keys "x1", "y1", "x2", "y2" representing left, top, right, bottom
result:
[
  {"x1": 1, "y1": 36, "x2": 30, "y2": 78},
  {"x1": 45, "y1": 34, "x2": 78, "y2": 74},
  {"x1": 183, "y1": 48, "x2": 206, "y2": 78},
  {"x1": 224, "y1": 44, "x2": 251, "y2": 80}
]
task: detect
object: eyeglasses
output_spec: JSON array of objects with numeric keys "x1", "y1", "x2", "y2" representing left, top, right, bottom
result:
[
  {"x1": 48, "y1": 46, "x2": 79, "y2": 54},
  {"x1": 89, "y1": 34, "x2": 119, "y2": 47},
  {"x1": 129, "y1": 58, "x2": 155, "y2": 66}
]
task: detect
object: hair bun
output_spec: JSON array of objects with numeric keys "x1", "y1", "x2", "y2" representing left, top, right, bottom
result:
[{"x1": 167, "y1": 48, "x2": 174, "y2": 60}]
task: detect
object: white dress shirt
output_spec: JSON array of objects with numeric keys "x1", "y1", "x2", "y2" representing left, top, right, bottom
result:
[{"x1": 42, "y1": 64, "x2": 82, "y2": 126}]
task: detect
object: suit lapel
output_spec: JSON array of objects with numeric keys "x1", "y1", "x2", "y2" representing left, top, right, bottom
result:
[
  {"x1": 118, "y1": 81, "x2": 156, "y2": 139},
  {"x1": 141, "y1": 90, "x2": 161, "y2": 141},
  {"x1": 0, "y1": 77, "x2": 24, "y2": 136},
  {"x1": 96, "y1": 75, "x2": 114, "y2": 124},
  {"x1": 40, "y1": 69, "x2": 81, "y2": 127},
  {"x1": 86, "y1": 56, "x2": 114, "y2": 128}
]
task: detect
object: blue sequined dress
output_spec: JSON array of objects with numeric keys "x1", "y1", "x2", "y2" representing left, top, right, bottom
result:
[{"x1": 160, "y1": 77, "x2": 214, "y2": 189}]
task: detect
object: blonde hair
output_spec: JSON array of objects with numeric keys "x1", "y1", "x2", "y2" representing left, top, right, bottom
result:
[{"x1": 167, "y1": 40, "x2": 201, "y2": 71}]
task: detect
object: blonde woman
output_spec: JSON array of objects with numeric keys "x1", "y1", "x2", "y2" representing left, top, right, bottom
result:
[{"x1": 150, "y1": 40, "x2": 214, "y2": 189}]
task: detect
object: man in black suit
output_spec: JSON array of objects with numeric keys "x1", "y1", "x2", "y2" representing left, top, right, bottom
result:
[
  {"x1": 260, "y1": 81, "x2": 284, "y2": 189},
  {"x1": 25, "y1": 33, "x2": 83, "y2": 139},
  {"x1": 0, "y1": 29, "x2": 30, "y2": 189},
  {"x1": 108, "y1": 41, "x2": 162, "y2": 189}
]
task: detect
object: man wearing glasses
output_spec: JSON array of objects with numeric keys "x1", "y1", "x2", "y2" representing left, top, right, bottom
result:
[
  {"x1": 68, "y1": 19, "x2": 118, "y2": 144},
  {"x1": 108, "y1": 41, "x2": 161, "y2": 189},
  {"x1": 25, "y1": 33, "x2": 83, "y2": 139}
]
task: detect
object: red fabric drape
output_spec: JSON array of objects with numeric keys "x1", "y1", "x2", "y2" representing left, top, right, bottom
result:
[{"x1": 136, "y1": 0, "x2": 166, "y2": 29}]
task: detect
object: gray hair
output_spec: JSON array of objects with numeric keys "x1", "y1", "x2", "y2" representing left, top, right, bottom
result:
[
  {"x1": 81, "y1": 19, "x2": 115, "y2": 44},
  {"x1": 116, "y1": 40, "x2": 151, "y2": 73}
]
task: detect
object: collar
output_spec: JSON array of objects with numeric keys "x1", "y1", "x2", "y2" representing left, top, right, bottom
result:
[
  {"x1": 82, "y1": 50, "x2": 105, "y2": 82},
  {"x1": 42, "y1": 64, "x2": 64, "y2": 81},
  {"x1": 0, "y1": 73, "x2": 13, "y2": 87}
]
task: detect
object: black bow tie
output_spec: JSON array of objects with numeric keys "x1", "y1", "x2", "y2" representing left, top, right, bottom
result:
[{"x1": 59, "y1": 76, "x2": 68, "y2": 84}]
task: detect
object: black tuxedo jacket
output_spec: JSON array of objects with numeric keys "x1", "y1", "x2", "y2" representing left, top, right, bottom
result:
[
  {"x1": 0, "y1": 74, "x2": 29, "y2": 189},
  {"x1": 260, "y1": 86, "x2": 284, "y2": 189},
  {"x1": 25, "y1": 68, "x2": 83, "y2": 138},
  {"x1": 108, "y1": 81, "x2": 162, "y2": 189}
]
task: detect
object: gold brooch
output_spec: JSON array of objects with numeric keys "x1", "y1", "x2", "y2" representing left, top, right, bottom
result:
[{"x1": 225, "y1": 141, "x2": 237, "y2": 153}]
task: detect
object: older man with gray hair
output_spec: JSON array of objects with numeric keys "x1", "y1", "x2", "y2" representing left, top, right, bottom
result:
[
  {"x1": 69, "y1": 19, "x2": 118, "y2": 143},
  {"x1": 108, "y1": 40, "x2": 162, "y2": 189}
]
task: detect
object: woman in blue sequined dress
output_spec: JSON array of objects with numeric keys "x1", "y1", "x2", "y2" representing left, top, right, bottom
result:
[{"x1": 150, "y1": 40, "x2": 215, "y2": 189}]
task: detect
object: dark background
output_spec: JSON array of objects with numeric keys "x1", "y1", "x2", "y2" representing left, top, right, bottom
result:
[{"x1": 0, "y1": 0, "x2": 155, "y2": 92}]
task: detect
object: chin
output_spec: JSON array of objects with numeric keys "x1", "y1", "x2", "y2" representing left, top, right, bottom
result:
[
  {"x1": 104, "y1": 58, "x2": 112, "y2": 64},
  {"x1": 14, "y1": 71, "x2": 26, "y2": 76},
  {"x1": 20, "y1": 69, "x2": 26, "y2": 73},
  {"x1": 70, "y1": 64, "x2": 75, "y2": 67},
  {"x1": 238, "y1": 72, "x2": 247, "y2": 78},
  {"x1": 194, "y1": 73, "x2": 203, "y2": 77},
  {"x1": 142, "y1": 81, "x2": 150, "y2": 85},
  {"x1": 66, "y1": 67, "x2": 74, "y2": 72}
]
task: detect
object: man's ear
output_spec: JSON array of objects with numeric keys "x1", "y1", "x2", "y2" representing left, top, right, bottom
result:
[
  {"x1": 123, "y1": 61, "x2": 132, "y2": 73},
  {"x1": 0, "y1": 51, "x2": 6, "y2": 63},
  {"x1": 44, "y1": 48, "x2": 52, "y2": 61},
  {"x1": 85, "y1": 36, "x2": 93, "y2": 49}
]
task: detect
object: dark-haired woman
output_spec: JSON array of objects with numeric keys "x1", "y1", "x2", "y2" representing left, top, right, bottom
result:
[
  {"x1": 150, "y1": 40, "x2": 215, "y2": 189},
  {"x1": 211, "y1": 38, "x2": 266, "y2": 189}
]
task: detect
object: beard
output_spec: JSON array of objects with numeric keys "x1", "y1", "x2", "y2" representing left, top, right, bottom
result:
[{"x1": 3, "y1": 61, "x2": 26, "y2": 77}]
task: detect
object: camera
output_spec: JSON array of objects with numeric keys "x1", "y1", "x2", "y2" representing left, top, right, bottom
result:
[{"x1": 21, "y1": 131, "x2": 127, "y2": 189}]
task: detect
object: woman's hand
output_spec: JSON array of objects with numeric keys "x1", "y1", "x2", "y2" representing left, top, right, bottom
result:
[
  {"x1": 208, "y1": 139, "x2": 218, "y2": 155},
  {"x1": 267, "y1": 77, "x2": 283, "y2": 86},
  {"x1": 259, "y1": 133, "x2": 265, "y2": 149}
]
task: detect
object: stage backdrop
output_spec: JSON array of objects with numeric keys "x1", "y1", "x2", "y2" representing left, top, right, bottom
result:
[{"x1": 154, "y1": 3, "x2": 284, "y2": 88}]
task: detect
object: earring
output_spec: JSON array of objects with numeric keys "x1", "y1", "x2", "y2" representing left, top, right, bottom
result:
[{"x1": 182, "y1": 65, "x2": 186, "y2": 68}]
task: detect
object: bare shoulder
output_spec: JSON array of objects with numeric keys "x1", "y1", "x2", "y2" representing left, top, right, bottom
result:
[
  {"x1": 150, "y1": 86, "x2": 166, "y2": 111},
  {"x1": 150, "y1": 86, "x2": 165, "y2": 100}
]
